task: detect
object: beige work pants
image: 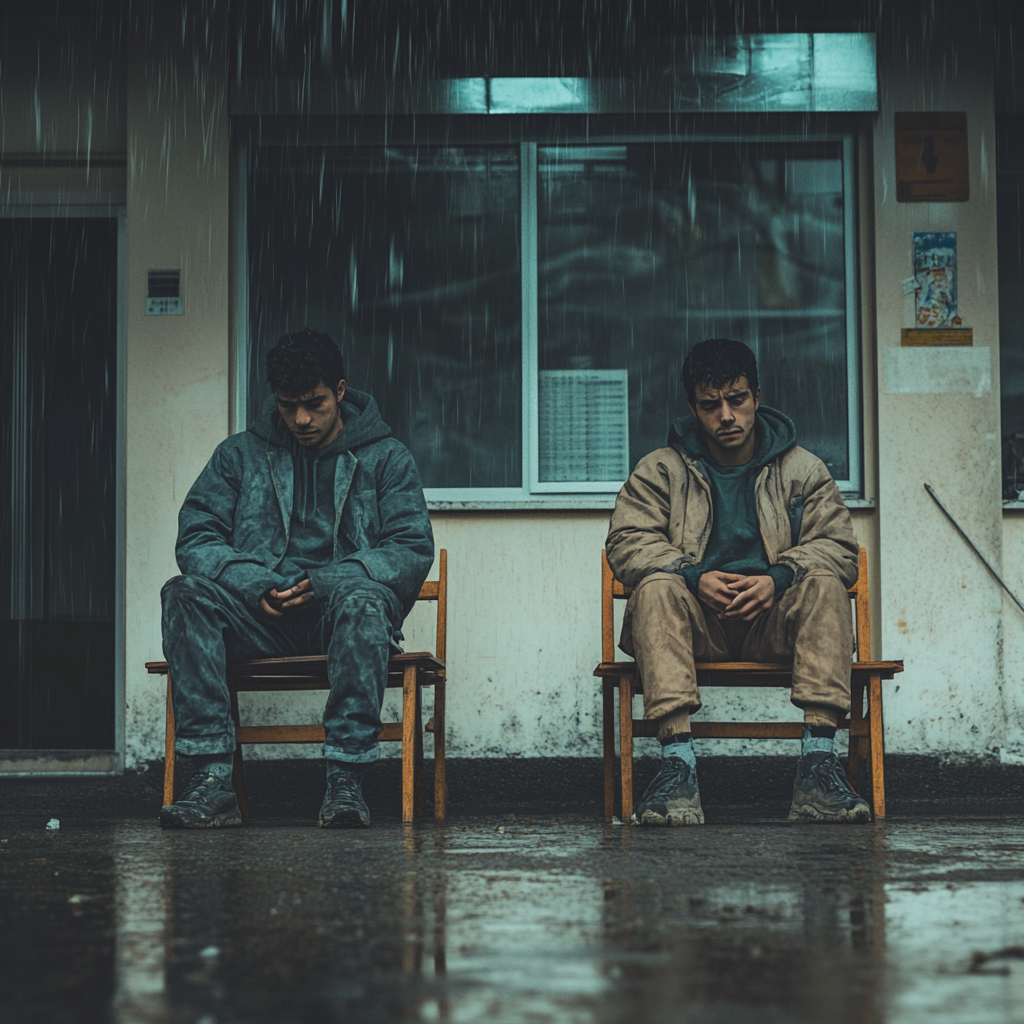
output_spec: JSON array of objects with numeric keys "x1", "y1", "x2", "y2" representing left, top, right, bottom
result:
[{"x1": 619, "y1": 569, "x2": 852, "y2": 738}]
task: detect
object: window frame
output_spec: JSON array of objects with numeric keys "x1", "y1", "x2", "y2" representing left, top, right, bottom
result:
[{"x1": 234, "y1": 131, "x2": 862, "y2": 505}]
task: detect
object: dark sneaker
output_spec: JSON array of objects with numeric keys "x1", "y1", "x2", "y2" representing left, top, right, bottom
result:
[
  {"x1": 789, "y1": 751, "x2": 871, "y2": 823},
  {"x1": 318, "y1": 769, "x2": 370, "y2": 828},
  {"x1": 159, "y1": 772, "x2": 242, "y2": 828},
  {"x1": 636, "y1": 757, "x2": 704, "y2": 826}
]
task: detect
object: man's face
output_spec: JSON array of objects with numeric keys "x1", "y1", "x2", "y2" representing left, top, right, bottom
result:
[
  {"x1": 688, "y1": 376, "x2": 760, "y2": 462},
  {"x1": 274, "y1": 380, "x2": 346, "y2": 449}
]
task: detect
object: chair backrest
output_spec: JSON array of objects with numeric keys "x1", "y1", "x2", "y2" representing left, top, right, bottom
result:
[
  {"x1": 416, "y1": 548, "x2": 447, "y2": 664},
  {"x1": 601, "y1": 547, "x2": 871, "y2": 663}
]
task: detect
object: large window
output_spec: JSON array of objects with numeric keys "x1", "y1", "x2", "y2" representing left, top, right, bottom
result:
[
  {"x1": 243, "y1": 136, "x2": 860, "y2": 501},
  {"x1": 998, "y1": 115, "x2": 1024, "y2": 501}
]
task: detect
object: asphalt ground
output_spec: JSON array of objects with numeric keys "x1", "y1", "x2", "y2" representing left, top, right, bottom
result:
[{"x1": 2, "y1": 812, "x2": 1023, "y2": 1024}]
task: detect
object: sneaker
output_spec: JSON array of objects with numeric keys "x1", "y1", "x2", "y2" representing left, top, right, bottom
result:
[
  {"x1": 636, "y1": 756, "x2": 704, "y2": 826},
  {"x1": 788, "y1": 751, "x2": 871, "y2": 823},
  {"x1": 159, "y1": 772, "x2": 242, "y2": 828},
  {"x1": 318, "y1": 768, "x2": 370, "y2": 828}
]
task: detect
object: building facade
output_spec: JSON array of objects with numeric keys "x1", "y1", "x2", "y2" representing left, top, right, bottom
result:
[{"x1": 2, "y1": 0, "x2": 1023, "y2": 781}]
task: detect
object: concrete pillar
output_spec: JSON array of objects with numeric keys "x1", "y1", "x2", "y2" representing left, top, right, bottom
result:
[
  {"x1": 874, "y1": 0, "x2": 1008, "y2": 755},
  {"x1": 123, "y1": 0, "x2": 230, "y2": 767}
]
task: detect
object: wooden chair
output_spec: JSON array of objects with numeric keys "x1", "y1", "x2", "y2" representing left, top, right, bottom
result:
[
  {"x1": 146, "y1": 549, "x2": 448, "y2": 823},
  {"x1": 594, "y1": 548, "x2": 903, "y2": 821}
]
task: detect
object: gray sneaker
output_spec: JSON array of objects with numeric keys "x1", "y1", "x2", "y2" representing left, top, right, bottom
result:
[
  {"x1": 789, "y1": 751, "x2": 871, "y2": 823},
  {"x1": 159, "y1": 772, "x2": 242, "y2": 828},
  {"x1": 318, "y1": 768, "x2": 371, "y2": 828},
  {"x1": 636, "y1": 757, "x2": 704, "y2": 826}
]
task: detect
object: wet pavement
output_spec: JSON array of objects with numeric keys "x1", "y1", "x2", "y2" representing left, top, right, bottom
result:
[{"x1": 1, "y1": 813, "x2": 1023, "y2": 1024}]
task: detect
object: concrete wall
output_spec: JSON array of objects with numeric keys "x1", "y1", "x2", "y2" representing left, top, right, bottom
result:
[
  {"x1": 999, "y1": 514, "x2": 1024, "y2": 761},
  {"x1": 0, "y1": 16, "x2": 125, "y2": 205},
  {"x1": 123, "y1": 1, "x2": 231, "y2": 765},
  {"x1": 0, "y1": 16, "x2": 125, "y2": 158},
  {"x1": 872, "y1": 0, "x2": 1017, "y2": 760}
]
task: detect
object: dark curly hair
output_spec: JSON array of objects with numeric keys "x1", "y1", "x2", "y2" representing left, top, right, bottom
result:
[
  {"x1": 681, "y1": 338, "x2": 759, "y2": 405},
  {"x1": 266, "y1": 328, "x2": 346, "y2": 396}
]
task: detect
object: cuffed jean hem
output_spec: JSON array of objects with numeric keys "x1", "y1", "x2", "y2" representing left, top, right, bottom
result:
[
  {"x1": 791, "y1": 697, "x2": 850, "y2": 722},
  {"x1": 175, "y1": 735, "x2": 237, "y2": 756},
  {"x1": 643, "y1": 696, "x2": 703, "y2": 723},
  {"x1": 323, "y1": 743, "x2": 380, "y2": 764}
]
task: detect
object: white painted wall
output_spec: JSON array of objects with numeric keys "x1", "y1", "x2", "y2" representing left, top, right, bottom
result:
[
  {"x1": 123, "y1": 1, "x2": 231, "y2": 765},
  {"x1": 998, "y1": 515, "x2": 1024, "y2": 762},
  {"x1": 872, "y1": 0, "x2": 1015, "y2": 759}
]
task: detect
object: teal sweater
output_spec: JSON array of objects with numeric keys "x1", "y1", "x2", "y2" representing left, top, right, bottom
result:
[{"x1": 672, "y1": 407, "x2": 797, "y2": 596}]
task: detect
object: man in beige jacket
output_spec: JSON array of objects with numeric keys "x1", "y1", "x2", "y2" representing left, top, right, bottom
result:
[{"x1": 606, "y1": 338, "x2": 868, "y2": 825}]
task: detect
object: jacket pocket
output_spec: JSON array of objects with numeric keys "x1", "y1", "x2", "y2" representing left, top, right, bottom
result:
[{"x1": 788, "y1": 495, "x2": 805, "y2": 548}]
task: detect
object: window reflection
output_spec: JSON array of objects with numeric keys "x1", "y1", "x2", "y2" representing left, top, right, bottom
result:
[
  {"x1": 248, "y1": 146, "x2": 522, "y2": 489},
  {"x1": 537, "y1": 142, "x2": 851, "y2": 481}
]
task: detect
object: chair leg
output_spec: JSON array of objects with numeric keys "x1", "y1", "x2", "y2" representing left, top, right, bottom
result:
[
  {"x1": 164, "y1": 677, "x2": 176, "y2": 807},
  {"x1": 402, "y1": 664, "x2": 417, "y2": 823},
  {"x1": 868, "y1": 673, "x2": 886, "y2": 819},
  {"x1": 602, "y1": 679, "x2": 615, "y2": 821},
  {"x1": 413, "y1": 683, "x2": 425, "y2": 818},
  {"x1": 847, "y1": 681, "x2": 865, "y2": 792},
  {"x1": 618, "y1": 677, "x2": 635, "y2": 821},
  {"x1": 433, "y1": 679, "x2": 447, "y2": 821},
  {"x1": 229, "y1": 687, "x2": 252, "y2": 819},
  {"x1": 232, "y1": 745, "x2": 251, "y2": 819}
]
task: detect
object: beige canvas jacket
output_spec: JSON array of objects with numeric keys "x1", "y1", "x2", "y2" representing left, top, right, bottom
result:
[{"x1": 606, "y1": 422, "x2": 859, "y2": 592}]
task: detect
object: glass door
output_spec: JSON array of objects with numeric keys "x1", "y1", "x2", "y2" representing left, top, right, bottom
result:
[{"x1": 0, "y1": 217, "x2": 118, "y2": 752}]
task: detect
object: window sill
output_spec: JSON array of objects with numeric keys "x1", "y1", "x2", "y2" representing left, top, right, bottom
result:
[
  {"x1": 428, "y1": 498, "x2": 618, "y2": 511},
  {"x1": 1003, "y1": 500, "x2": 1024, "y2": 510},
  {"x1": 428, "y1": 495, "x2": 876, "y2": 512}
]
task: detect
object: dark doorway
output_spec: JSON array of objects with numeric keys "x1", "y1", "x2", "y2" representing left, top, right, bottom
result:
[{"x1": 0, "y1": 218, "x2": 118, "y2": 751}]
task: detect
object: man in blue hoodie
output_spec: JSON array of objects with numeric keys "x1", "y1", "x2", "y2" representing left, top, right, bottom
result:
[
  {"x1": 606, "y1": 339, "x2": 867, "y2": 825},
  {"x1": 159, "y1": 329, "x2": 434, "y2": 829}
]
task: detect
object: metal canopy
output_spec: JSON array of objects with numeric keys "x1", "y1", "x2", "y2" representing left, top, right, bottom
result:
[{"x1": 231, "y1": 34, "x2": 877, "y2": 117}]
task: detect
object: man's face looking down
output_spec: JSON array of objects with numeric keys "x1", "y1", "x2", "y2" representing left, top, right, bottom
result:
[
  {"x1": 688, "y1": 375, "x2": 760, "y2": 466},
  {"x1": 274, "y1": 380, "x2": 346, "y2": 450}
]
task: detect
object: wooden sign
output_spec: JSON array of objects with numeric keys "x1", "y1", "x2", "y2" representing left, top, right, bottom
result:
[
  {"x1": 901, "y1": 328, "x2": 973, "y2": 347},
  {"x1": 895, "y1": 112, "x2": 969, "y2": 202}
]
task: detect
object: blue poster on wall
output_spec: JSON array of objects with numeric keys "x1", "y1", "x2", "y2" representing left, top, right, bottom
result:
[{"x1": 913, "y1": 231, "x2": 959, "y2": 328}]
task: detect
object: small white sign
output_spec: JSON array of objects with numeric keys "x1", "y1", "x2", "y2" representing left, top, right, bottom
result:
[
  {"x1": 146, "y1": 296, "x2": 183, "y2": 316},
  {"x1": 538, "y1": 369, "x2": 629, "y2": 483}
]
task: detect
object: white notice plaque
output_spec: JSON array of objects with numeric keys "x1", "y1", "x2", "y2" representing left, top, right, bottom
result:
[{"x1": 538, "y1": 369, "x2": 629, "y2": 484}]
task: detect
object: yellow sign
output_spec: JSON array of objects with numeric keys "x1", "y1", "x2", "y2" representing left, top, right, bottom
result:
[
  {"x1": 901, "y1": 328, "x2": 973, "y2": 347},
  {"x1": 895, "y1": 112, "x2": 969, "y2": 202}
]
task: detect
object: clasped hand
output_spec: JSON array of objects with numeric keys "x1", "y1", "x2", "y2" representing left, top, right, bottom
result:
[
  {"x1": 259, "y1": 578, "x2": 314, "y2": 619},
  {"x1": 698, "y1": 571, "x2": 775, "y2": 622}
]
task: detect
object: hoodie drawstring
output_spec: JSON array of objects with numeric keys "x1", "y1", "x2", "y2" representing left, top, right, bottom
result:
[{"x1": 298, "y1": 455, "x2": 319, "y2": 526}]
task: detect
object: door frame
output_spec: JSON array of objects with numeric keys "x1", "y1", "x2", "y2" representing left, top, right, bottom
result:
[{"x1": 0, "y1": 204, "x2": 126, "y2": 776}]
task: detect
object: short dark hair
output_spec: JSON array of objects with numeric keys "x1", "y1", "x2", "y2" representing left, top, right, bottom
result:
[
  {"x1": 266, "y1": 328, "x2": 346, "y2": 396},
  {"x1": 681, "y1": 338, "x2": 759, "y2": 405}
]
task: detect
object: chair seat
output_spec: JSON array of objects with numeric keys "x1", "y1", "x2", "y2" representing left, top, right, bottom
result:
[
  {"x1": 594, "y1": 659, "x2": 903, "y2": 687},
  {"x1": 146, "y1": 652, "x2": 445, "y2": 691}
]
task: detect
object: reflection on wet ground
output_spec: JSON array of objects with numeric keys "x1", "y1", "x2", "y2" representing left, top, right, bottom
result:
[{"x1": 1, "y1": 814, "x2": 1022, "y2": 1024}]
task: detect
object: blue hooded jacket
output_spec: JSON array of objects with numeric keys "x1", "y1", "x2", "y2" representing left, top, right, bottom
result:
[{"x1": 174, "y1": 388, "x2": 434, "y2": 617}]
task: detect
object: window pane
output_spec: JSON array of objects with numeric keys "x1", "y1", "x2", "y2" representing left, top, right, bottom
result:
[
  {"x1": 997, "y1": 117, "x2": 1024, "y2": 499},
  {"x1": 537, "y1": 142, "x2": 850, "y2": 483},
  {"x1": 248, "y1": 146, "x2": 522, "y2": 489}
]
